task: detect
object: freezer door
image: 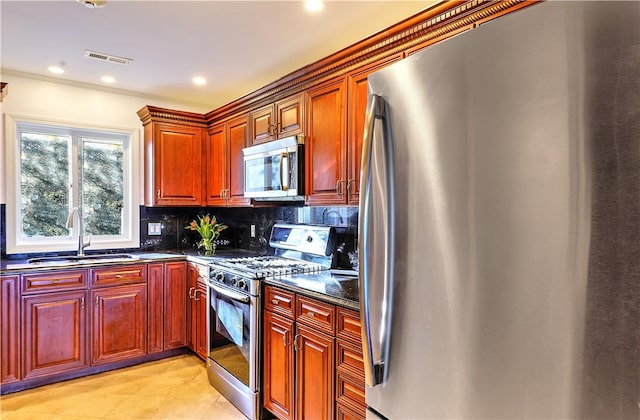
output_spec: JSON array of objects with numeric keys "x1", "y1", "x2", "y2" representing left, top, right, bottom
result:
[{"x1": 361, "y1": 1, "x2": 640, "y2": 419}]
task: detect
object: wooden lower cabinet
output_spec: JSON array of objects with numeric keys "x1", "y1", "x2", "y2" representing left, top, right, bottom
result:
[
  {"x1": 187, "y1": 263, "x2": 208, "y2": 360},
  {"x1": 163, "y1": 262, "x2": 187, "y2": 349},
  {"x1": 263, "y1": 310, "x2": 295, "y2": 420},
  {"x1": 147, "y1": 263, "x2": 165, "y2": 353},
  {"x1": 22, "y1": 290, "x2": 89, "y2": 380},
  {"x1": 1, "y1": 275, "x2": 20, "y2": 385},
  {"x1": 91, "y1": 284, "x2": 147, "y2": 365},
  {"x1": 264, "y1": 285, "x2": 362, "y2": 420},
  {"x1": 296, "y1": 324, "x2": 335, "y2": 420}
]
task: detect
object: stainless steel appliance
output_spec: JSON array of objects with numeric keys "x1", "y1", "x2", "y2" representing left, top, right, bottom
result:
[
  {"x1": 206, "y1": 223, "x2": 335, "y2": 419},
  {"x1": 242, "y1": 135, "x2": 304, "y2": 201},
  {"x1": 359, "y1": 2, "x2": 640, "y2": 419}
]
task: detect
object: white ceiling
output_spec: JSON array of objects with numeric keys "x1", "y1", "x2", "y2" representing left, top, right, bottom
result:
[{"x1": 1, "y1": 0, "x2": 435, "y2": 110}]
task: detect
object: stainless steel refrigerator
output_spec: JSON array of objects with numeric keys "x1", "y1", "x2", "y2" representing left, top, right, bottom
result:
[{"x1": 358, "y1": 1, "x2": 640, "y2": 419}]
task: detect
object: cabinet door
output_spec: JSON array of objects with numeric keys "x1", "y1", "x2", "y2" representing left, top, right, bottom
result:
[
  {"x1": 250, "y1": 103, "x2": 276, "y2": 145},
  {"x1": 276, "y1": 93, "x2": 305, "y2": 139},
  {"x1": 227, "y1": 115, "x2": 251, "y2": 206},
  {"x1": 91, "y1": 284, "x2": 147, "y2": 365},
  {"x1": 1, "y1": 275, "x2": 20, "y2": 384},
  {"x1": 296, "y1": 324, "x2": 335, "y2": 420},
  {"x1": 186, "y1": 264, "x2": 198, "y2": 350},
  {"x1": 153, "y1": 123, "x2": 204, "y2": 206},
  {"x1": 22, "y1": 291, "x2": 88, "y2": 380},
  {"x1": 147, "y1": 263, "x2": 164, "y2": 353},
  {"x1": 263, "y1": 310, "x2": 295, "y2": 420},
  {"x1": 347, "y1": 55, "x2": 401, "y2": 205},
  {"x1": 206, "y1": 123, "x2": 228, "y2": 206},
  {"x1": 194, "y1": 279, "x2": 208, "y2": 360},
  {"x1": 164, "y1": 262, "x2": 187, "y2": 349},
  {"x1": 306, "y1": 78, "x2": 348, "y2": 205}
]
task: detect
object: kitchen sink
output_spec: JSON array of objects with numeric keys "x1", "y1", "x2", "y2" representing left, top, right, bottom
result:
[{"x1": 27, "y1": 253, "x2": 140, "y2": 265}]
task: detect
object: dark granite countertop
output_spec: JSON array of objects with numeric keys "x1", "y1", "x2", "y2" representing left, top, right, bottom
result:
[{"x1": 263, "y1": 271, "x2": 360, "y2": 310}]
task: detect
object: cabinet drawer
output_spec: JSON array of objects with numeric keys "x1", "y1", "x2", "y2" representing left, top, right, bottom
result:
[
  {"x1": 296, "y1": 295, "x2": 335, "y2": 335},
  {"x1": 336, "y1": 371, "x2": 366, "y2": 413},
  {"x1": 336, "y1": 339, "x2": 364, "y2": 379},
  {"x1": 22, "y1": 270, "x2": 88, "y2": 294},
  {"x1": 264, "y1": 285, "x2": 295, "y2": 318},
  {"x1": 90, "y1": 265, "x2": 147, "y2": 287},
  {"x1": 337, "y1": 402, "x2": 366, "y2": 420},
  {"x1": 337, "y1": 307, "x2": 362, "y2": 345}
]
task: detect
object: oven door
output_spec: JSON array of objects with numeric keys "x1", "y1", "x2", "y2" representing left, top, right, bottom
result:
[{"x1": 207, "y1": 280, "x2": 259, "y2": 392}]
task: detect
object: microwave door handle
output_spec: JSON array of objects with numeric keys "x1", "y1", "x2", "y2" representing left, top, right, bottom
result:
[{"x1": 280, "y1": 152, "x2": 289, "y2": 191}]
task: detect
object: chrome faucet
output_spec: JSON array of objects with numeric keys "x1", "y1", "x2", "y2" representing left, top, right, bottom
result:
[{"x1": 67, "y1": 207, "x2": 91, "y2": 256}]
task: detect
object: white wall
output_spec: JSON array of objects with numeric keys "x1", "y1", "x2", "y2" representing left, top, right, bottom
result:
[{"x1": 0, "y1": 72, "x2": 211, "y2": 205}]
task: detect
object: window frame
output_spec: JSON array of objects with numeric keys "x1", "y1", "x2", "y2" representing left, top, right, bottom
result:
[{"x1": 5, "y1": 114, "x2": 141, "y2": 254}]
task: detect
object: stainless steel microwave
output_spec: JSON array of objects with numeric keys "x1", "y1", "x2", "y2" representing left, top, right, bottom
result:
[{"x1": 242, "y1": 135, "x2": 304, "y2": 201}]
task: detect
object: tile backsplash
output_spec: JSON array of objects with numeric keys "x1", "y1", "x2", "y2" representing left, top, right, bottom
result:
[{"x1": 1, "y1": 203, "x2": 358, "y2": 265}]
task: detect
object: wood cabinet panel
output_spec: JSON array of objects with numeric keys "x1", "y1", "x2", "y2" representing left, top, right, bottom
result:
[
  {"x1": 265, "y1": 285, "x2": 295, "y2": 318},
  {"x1": 151, "y1": 123, "x2": 204, "y2": 206},
  {"x1": 250, "y1": 103, "x2": 276, "y2": 144},
  {"x1": 296, "y1": 295, "x2": 335, "y2": 335},
  {"x1": 295, "y1": 324, "x2": 335, "y2": 420},
  {"x1": 264, "y1": 310, "x2": 295, "y2": 420},
  {"x1": 163, "y1": 262, "x2": 187, "y2": 350},
  {"x1": 250, "y1": 93, "x2": 305, "y2": 145},
  {"x1": 206, "y1": 123, "x2": 228, "y2": 205},
  {"x1": 1, "y1": 275, "x2": 20, "y2": 384},
  {"x1": 227, "y1": 115, "x2": 251, "y2": 206},
  {"x1": 336, "y1": 307, "x2": 362, "y2": 345},
  {"x1": 305, "y1": 78, "x2": 347, "y2": 205},
  {"x1": 147, "y1": 263, "x2": 164, "y2": 354},
  {"x1": 90, "y1": 265, "x2": 146, "y2": 288},
  {"x1": 336, "y1": 340, "x2": 364, "y2": 379},
  {"x1": 22, "y1": 270, "x2": 87, "y2": 294},
  {"x1": 22, "y1": 291, "x2": 88, "y2": 380},
  {"x1": 346, "y1": 54, "x2": 402, "y2": 204},
  {"x1": 336, "y1": 402, "x2": 365, "y2": 420},
  {"x1": 91, "y1": 284, "x2": 147, "y2": 365},
  {"x1": 336, "y1": 371, "x2": 366, "y2": 413}
]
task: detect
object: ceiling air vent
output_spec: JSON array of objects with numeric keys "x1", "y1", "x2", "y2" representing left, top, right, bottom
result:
[{"x1": 84, "y1": 50, "x2": 132, "y2": 65}]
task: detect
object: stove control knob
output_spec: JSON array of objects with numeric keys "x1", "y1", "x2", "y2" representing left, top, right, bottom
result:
[
  {"x1": 235, "y1": 278, "x2": 247, "y2": 290},
  {"x1": 214, "y1": 272, "x2": 225, "y2": 281}
]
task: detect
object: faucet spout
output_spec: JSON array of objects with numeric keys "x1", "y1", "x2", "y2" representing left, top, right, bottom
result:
[{"x1": 67, "y1": 207, "x2": 91, "y2": 256}]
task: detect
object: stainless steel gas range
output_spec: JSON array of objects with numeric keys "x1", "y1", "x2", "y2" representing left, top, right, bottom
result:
[{"x1": 205, "y1": 224, "x2": 336, "y2": 420}]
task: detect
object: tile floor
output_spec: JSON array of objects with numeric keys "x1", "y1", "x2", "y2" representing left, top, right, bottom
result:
[{"x1": 0, "y1": 354, "x2": 247, "y2": 419}]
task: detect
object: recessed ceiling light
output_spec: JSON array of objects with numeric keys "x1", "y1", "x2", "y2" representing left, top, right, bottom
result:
[
  {"x1": 76, "y1": 0, "x2": 107, "y2": 9},
  {"x1": 48, "y1": 65, "x2": 64, "y2": 74},
  {"x1": 305, "y1": 0, "x2": 324, "y2": 12},
  {"x1": 192, "y1": 76, "x2": 207, "y2": 86},
  {"x1": 101, "y1": 75, "x2": 116, "y2": 84}
]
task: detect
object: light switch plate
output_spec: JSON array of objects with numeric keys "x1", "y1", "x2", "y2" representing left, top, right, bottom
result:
[{"x1": 148, "y1": 222, "x2": 162, "y2": 236}]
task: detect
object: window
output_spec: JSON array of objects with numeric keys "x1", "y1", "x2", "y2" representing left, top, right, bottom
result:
[{"x1": 6, "y1": 116, "x2": 140, "y2": 254}]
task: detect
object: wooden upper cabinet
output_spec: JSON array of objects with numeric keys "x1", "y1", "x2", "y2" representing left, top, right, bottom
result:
[
  {"x1": 347, "y1": 54, "x2": 402, "y2": 205},
  {"x1": 250, "y1": 93, "x2": 305, "y2": 145},
  {"x1": 206, "y1": 122, "x2": 228, "y2": 206},
  {"x1": 305, "y1": 77, "x2": 347, "y2": 205},
  {"x1": 206, "y1": 114, "x2": 251, "y2": 207},
  {"x1": 227, "y1": 115, "x2": 251, "y2": 206},
  {"x1": 137, "y1": 106, "x2": 207, "y2": 206}
]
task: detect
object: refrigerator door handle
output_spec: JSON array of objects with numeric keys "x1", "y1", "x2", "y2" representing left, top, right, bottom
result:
[{"x1": 359, "y1": 93, "x2": 395, "y2": 387}]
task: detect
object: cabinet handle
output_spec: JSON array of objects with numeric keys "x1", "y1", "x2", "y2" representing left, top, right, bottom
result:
[
  {"x1": 95, "y1": 296, "x2": 99, "y2": 306},
  {"x1": 336, "y1": 180, "x2": 342, "y2": 195},
  {"x1": 81, "y1": 297, "x2": 85, "y2": 309},
  {"x1": 271, "y1": 298, "x2": 279, "y2": 305},
  {"x1": 293, "y1": 334, "x2": 300, "y2": 352},
  {"x1": 307, "y1": 311, "x2": 315, "y2": 318},
  {"x1": 188, "y1": 287, "x2": 195, "y2": 299},
  {"x1": 115, "y1": 274, "x2": 124, "y2": 278},
  {"x1": 275, "y1": 122, "x2": 281, "y2": 133},
  {"x1": 220, "y1": 189, "x2": 224, "y2": 199},
  {"x1": 283, "y1": 330, "x2": 290, "y2": 347},
  {"x1": 267, "y1": 123, "x2": 274, "y2": 136},
  {"x1": 156, "y1": 190, "x2": 160, "y2": 199},
  {"x1": 347, "y1": 179, "x2": 355, "y2": 195}
]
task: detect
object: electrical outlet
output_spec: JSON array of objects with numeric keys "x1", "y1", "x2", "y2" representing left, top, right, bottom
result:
[
  {"x1": 250, "y1": 224, "x2": 256, "y2": 238},
  {"x1": 148, "y1": 222, "x2": 162, "y2": 236}
]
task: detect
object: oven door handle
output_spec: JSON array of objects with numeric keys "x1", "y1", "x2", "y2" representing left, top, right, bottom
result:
[{"x1": 206, "y1": 281, "x2": 250, "y2": 303}]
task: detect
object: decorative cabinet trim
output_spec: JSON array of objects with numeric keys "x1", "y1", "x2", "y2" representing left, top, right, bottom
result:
[{"x1": 138, "y1": 105, "x2": 206, "y2": 127}]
